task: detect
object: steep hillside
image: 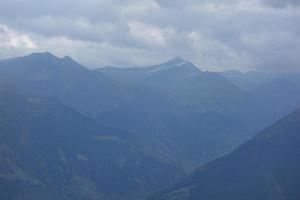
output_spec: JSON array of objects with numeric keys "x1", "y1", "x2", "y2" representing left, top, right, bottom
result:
[
  {"x1": 150, "y1": 108, "x2": 300, "y2": 200},
  {"x1": 0, "y1": 91, "x2": 185, "y2": 200}
]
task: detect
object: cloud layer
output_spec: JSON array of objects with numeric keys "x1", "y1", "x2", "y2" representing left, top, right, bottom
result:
[{"x1": 0, "y1": 0, "x2": 299, "y2": 71}]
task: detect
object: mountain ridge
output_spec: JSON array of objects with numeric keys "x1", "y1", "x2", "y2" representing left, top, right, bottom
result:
[
  {"x1": 149, "y1": 108, "x2": 300, "y2": 200},
  {"x1": 0, "y1": 90, "x2": 186, "y2": 200}
]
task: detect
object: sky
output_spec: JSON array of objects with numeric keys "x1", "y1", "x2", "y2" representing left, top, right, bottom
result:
[{"x1": 0, "y1": 0, "x2": 299, "y2": 72}]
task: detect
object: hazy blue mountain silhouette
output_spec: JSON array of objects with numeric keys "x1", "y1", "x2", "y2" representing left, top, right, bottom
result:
[
  {"x1": 150, "y1": 108, "x2": 300, "y2": 200},
  {"x1": 0, "y1": 91, "x2": 185, "y2": 200},
  {"x1": 1, "y1": 53, "x2": 300, "y2": 171}
]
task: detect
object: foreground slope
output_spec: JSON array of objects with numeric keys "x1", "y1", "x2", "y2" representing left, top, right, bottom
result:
[
  {"x1": 150, "y1": 108, "x2": 300, "y2": 200},
  {"x1": 0, "y1": 91, "x2": 185, "y2": 200}
]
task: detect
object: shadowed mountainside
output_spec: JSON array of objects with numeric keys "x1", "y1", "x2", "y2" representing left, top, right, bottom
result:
[
  {"x1": 150, "y1": 108, "x2": 300, "y2": 200},
  {"x1": 0, "y1": 91, "x2": 185, "y2": 200}
]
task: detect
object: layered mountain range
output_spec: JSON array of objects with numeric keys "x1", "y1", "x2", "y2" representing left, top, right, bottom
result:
[{"x1": 0, "y1": 52, "x2": 299, "y2": 199}]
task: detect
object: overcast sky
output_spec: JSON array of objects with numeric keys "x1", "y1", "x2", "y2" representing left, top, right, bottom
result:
[{"x1": 0, "y1": 0, "x2": 299, "y2": 71}]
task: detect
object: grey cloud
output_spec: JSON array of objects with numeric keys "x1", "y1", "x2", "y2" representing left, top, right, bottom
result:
[
  {"x1": 260, "y1": 0, "x2": 300, "y2": 8},
  {"x1": 0, "y1": 0, "x2": 299, "y2": 72},
  {"x1": 154, "y1": 0, "x2": 187, "y2": 8}
]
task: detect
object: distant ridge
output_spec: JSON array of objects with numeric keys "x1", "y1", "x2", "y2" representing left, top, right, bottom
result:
[
  {"x1": 100, "y1": 57, "x2": 200, "y2": 72},
  {"x1": 98, "y1": 57, "x2": 201, "y2": 83}
]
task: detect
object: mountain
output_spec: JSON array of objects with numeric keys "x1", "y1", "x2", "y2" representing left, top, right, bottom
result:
[
  {"x1": 2, "y1": 53, "x2": 299, "y2": 172},
  {"x1": 0, "y1": 52, "x2": 134, "y2": 117},
  {"x1": 0, "y1": 54, "x2": 192, "y2": 170},
  {"x1": 1, "y1": 54, "x2": 257, "y2": 171},
  {"x1": 99, "y1": 57, "x2": 263, "y2": 167},
  {"x1": 150, "y1": 108, "x2": 300, "y2": 200},
  {"x1": 0, "y1": 91, "x2": 185, "y2": 200},
  {"x1": 221, "y1": 70, "x2": 300, "y2": 130},
  {"x1": 0, "y1": 52, "x2": 155, "y2": 147},
  {"x1": 1, "y1": 53, "x2": 300, "y2": 200},
  {"x1": 97, "y1": 57, "x2": 201, "y2": 84},
  {"x1": 99, "y1": 57, "x2": 250, "y2": 113},
  {"x1": 221, "y1": 70, "x2": 300, "y2": 90},
  {"x1": 251, "y1": 78, "x2": 300, "y2": 117},
  {"x1": 220, "y1": 70, "x2": 279, "y2": 90}
]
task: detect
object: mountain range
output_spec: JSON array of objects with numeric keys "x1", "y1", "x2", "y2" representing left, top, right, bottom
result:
[{"x1": 0, "y1": 52, "x2": 300, "y2": 199}]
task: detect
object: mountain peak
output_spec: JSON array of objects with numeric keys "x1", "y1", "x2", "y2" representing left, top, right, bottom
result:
[
  {"x1": 4, "y1": 52, "x2": 60, "y2": 65},
  {"x1": 61, "y1": 55, "x2": 78, "y2": 64},
  {"x1": 27, "y1": 52, "x2": 56, "y2": 59},
  {"x1": 2, "y1": 52, "x2": 89, "y2": 72},
  {"x1": 165, "y1": 57, "x2": 187, "y2": 66},
  {"x1": 62, "y1": 55, "x2": 72, "y2": 60},
  {"x1": 153, "y1": 57, "x2": 201, "y2": 74},
  {"x1": 61, "y1": 55, "x2": 87, "y2": 70}
]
